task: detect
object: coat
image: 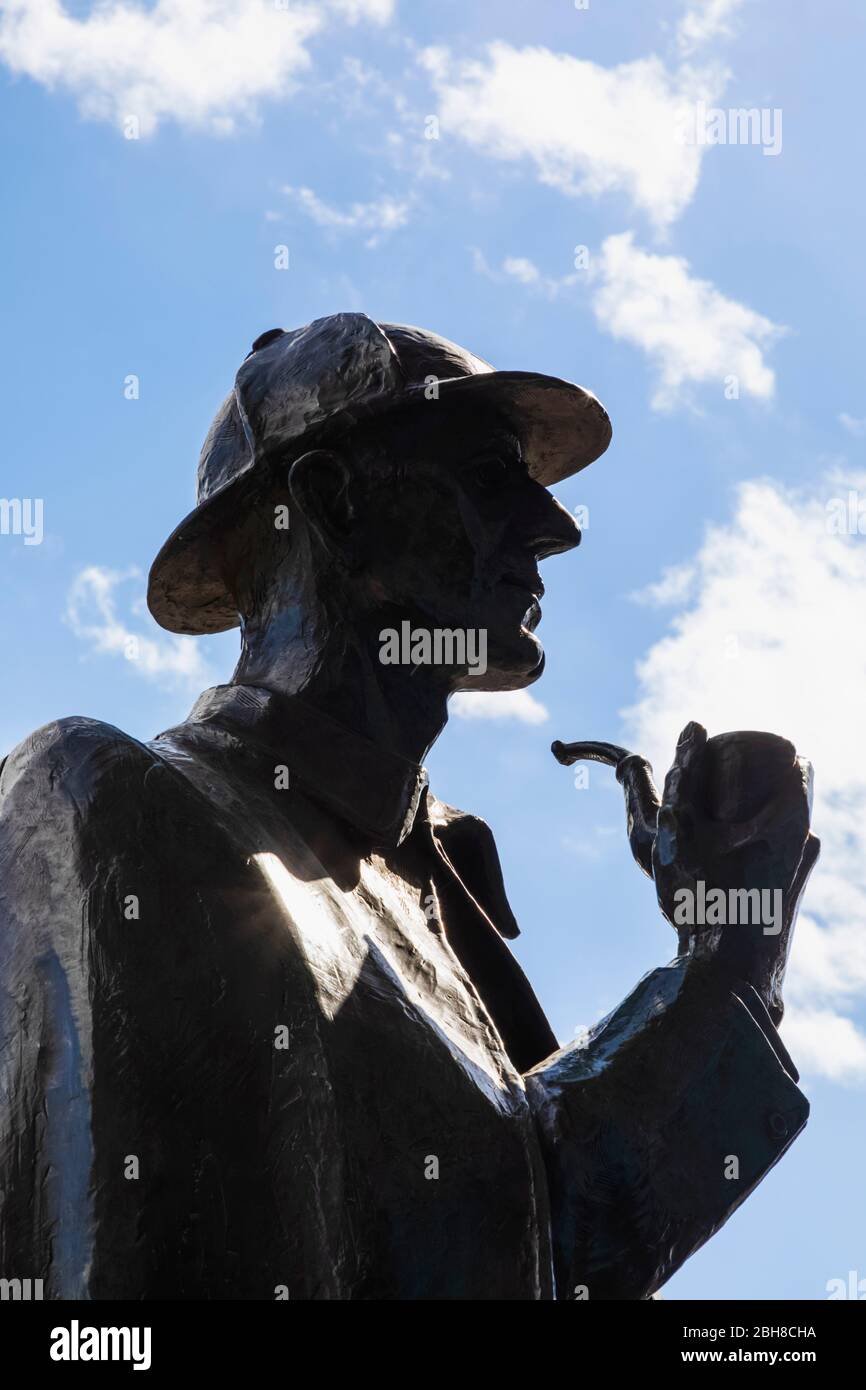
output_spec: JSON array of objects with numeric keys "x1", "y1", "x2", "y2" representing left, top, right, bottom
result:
[{"x1": 0, "y1": 683, "x2": 808, "y2": 1299}]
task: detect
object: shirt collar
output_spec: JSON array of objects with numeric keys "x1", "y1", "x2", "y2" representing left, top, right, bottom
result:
[{"x1": 181, "y1": 684, "x2": 429, "y2": 848}]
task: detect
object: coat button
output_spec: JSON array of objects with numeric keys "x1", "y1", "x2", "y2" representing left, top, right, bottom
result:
[{"x1": 768, "y1": 1110, "x2": 788, "y2": 1139}]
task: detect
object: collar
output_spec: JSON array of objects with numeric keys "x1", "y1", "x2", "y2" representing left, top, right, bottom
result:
[{"x1": 181, "y1": 684, "x2": 429, "y2": 848}]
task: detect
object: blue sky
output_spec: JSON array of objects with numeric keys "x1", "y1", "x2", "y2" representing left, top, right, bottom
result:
[{"x1": 1, "y1": 0, "x2": 864, "y2": 1299}]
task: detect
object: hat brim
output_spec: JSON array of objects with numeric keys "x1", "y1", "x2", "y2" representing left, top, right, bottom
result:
[{"x1": 147, "y1": 370, "x2": 611, "y2": 636}]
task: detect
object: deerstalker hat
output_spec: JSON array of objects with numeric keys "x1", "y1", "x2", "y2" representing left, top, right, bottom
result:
[{"x1": 147, "y1": 312, "x2": 611, "y2": 634}]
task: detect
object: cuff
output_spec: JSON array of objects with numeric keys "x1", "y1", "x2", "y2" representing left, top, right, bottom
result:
[{"x1": 526, "y1": 961, "x2": 808, "y2": 1299}]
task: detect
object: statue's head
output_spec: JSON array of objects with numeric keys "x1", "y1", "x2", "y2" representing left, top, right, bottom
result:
[{"x1": 147, "y1": 314, "x2": 611, "y2": 694}]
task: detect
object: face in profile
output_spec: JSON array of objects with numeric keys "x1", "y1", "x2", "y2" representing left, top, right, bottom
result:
[{"x1": 338, "y1": 397, "x2": 582, "y2": 693}]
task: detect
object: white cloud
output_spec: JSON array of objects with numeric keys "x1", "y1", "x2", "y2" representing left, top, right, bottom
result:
[
  {"x1": 677, "y1": 0, "x2": 746, "y2": 56},
  {"x1": 421, "y1": 41, "x2": 726, "y2": 233},
  {"x1": 472, "y1": 248, "x2": 577, "y2": 300},
  {"x1": 66, "y1": 565, "x2": 213, "y2": 689},
  {"x1": 781, "y1": 1007, "x2": 866, "y2": 1085},
  {"x1": 473, "y1": 237, "x2": 780, "y2": 407},
  {"x1": 502, "y1": 256, "x2": 542, "y2": 286},
  {"x1": 839, "y1": 412, "x2": 866, "y2": 438},
  {"x1": 630, "y1": 562, "x2": 697, "y2": 607},
  {"x1": 625, "y1": 471, "x2": 866, "y2": 1083},
  {"x1": 330, "y1": 0, "x2": 393, "y2": 21},
  {"x1": 0, "y1": 0, "x2": 393, "y2": 137},
  {"x1": 450, "y1": 689, "x2": 549, "y2": 725},
  {"x1": 593, "y1": 231, "x2": 784, "y2": 409},
  {"x1": 281, "y1": 184, "x2": 410, "y2": 244}
]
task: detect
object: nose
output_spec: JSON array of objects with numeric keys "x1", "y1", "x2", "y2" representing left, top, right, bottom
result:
[{"x1": 519, "y1": 481, "x2": 581, "y2": 560}]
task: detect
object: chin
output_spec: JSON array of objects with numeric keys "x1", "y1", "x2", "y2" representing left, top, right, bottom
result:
[{"x1": 453, "y1": 632, "x2": 545, "y2": 693}]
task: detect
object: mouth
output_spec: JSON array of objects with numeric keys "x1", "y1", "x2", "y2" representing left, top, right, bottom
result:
[
  {"x1": 521, "y1": 597, "x2": 542, "y2": 632},
  {"x1": 500, "y1": 569, "x2": 544, "y2": 598},
  {"x1": 500, "y1": 570, "x2": 544, "y2": 632}
]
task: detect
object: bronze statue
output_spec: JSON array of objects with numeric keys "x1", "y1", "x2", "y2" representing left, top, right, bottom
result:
[{"x1": 0, "y1": 313, "x2": 818, "y2": 1299}]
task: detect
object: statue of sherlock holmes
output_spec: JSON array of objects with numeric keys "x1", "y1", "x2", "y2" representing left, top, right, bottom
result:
[{"x1": 0, "y1": 314, "x2": 819, "y2": 1300}]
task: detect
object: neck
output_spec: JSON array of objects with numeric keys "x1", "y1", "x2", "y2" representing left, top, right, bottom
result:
[{"x1": 230, "y1": 597, "x2": 451, "y2": 768}]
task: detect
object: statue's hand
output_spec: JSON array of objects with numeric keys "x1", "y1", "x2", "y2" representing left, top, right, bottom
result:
[
  {"x1": 653, "y1": 721, "x2": 819, "y2": 1025},
  {"x1": 552, "y1": 723, "x2": 820, "y2": 1026}
]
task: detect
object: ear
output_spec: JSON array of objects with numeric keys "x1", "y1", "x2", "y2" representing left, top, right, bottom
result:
[{"x1": 287, "y1": 449, "x2": 357, "y2": 556}]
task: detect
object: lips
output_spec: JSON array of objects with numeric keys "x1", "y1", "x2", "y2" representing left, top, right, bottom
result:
[
  {"x1": 522, "y1": 598, "x2": 542, "y2": 632},
  {"x1": 500, "y1": 571, "x2": 544, "y2": 632},
  {"x1": 500, "y1": 571, "x2": 544, "y2": 601}
]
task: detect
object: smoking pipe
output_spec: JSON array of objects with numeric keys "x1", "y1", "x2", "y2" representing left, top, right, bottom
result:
[
  {"x1": 551, "y1": 739, "x2": 661, "y2": 879},
  {"x1": 552, "y1": 730, "x2": 818, "y2": 1028}
]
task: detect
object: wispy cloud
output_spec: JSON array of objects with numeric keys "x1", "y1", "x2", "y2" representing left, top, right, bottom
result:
[
  {"x1": 503, "y1": 256, "x2": 547, "y2": 287},
  {"x1": 630, "y1": 562, "x2": 697, "y2": 607},
  {"x1": 471, "y1": 248, "x2": 577, "y2": 300},
  {"x1": 450, "y1": 689, "x2": 549, "y2": 725},
  {"x1": 625, "y1": 470, "x2": 866, "y2": 1083},
  {"x1": 676, "y1": 0, "x2": 747, "y2": 56},
  {"x1": 330, "y1": 0, "x2": 394, "y2": 21},
  {"x1": 281, "y1": 183, "x2": 411, "y2": 245},
  {"x1": 0, "y1": 0, "x2": 394, "y2": 137},
  {"x1": 839, "y1": 412, "x2": 866, "y2": 438},
  {"x1": 592, "y1": 231, "x2": 784, "y2": 410},
  {"x1": 66, "y1": 565, "x2": 213, "y2": 689}
]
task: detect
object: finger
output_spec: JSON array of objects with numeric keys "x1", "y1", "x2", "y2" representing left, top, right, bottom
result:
[
  {"x1": 654, "y1": 805, "x2": 679, "y2": 868},
  {"x1": 661, "y1": 720, "x2": 708, "y2": 810},
  {"x1": 782, "y1": 833, "x2": 821, "y2": 931},
  {"x1": 614, "y1": 754, "x2": 661, "y2": 879},
  {"x1": 672, "y1": 720, "x2": 708, "y2": 775}
]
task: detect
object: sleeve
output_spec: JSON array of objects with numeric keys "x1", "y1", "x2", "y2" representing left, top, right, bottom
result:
[
  {"x1": 0, "y1": 718, "x2": 285, "y2": 1300},
  {"x1": 0, "y1": 721, "x2": 104, "y2": 1299},
  {"x1": 524, "y1": 956, "x2": 809, "y2": 1300}
]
